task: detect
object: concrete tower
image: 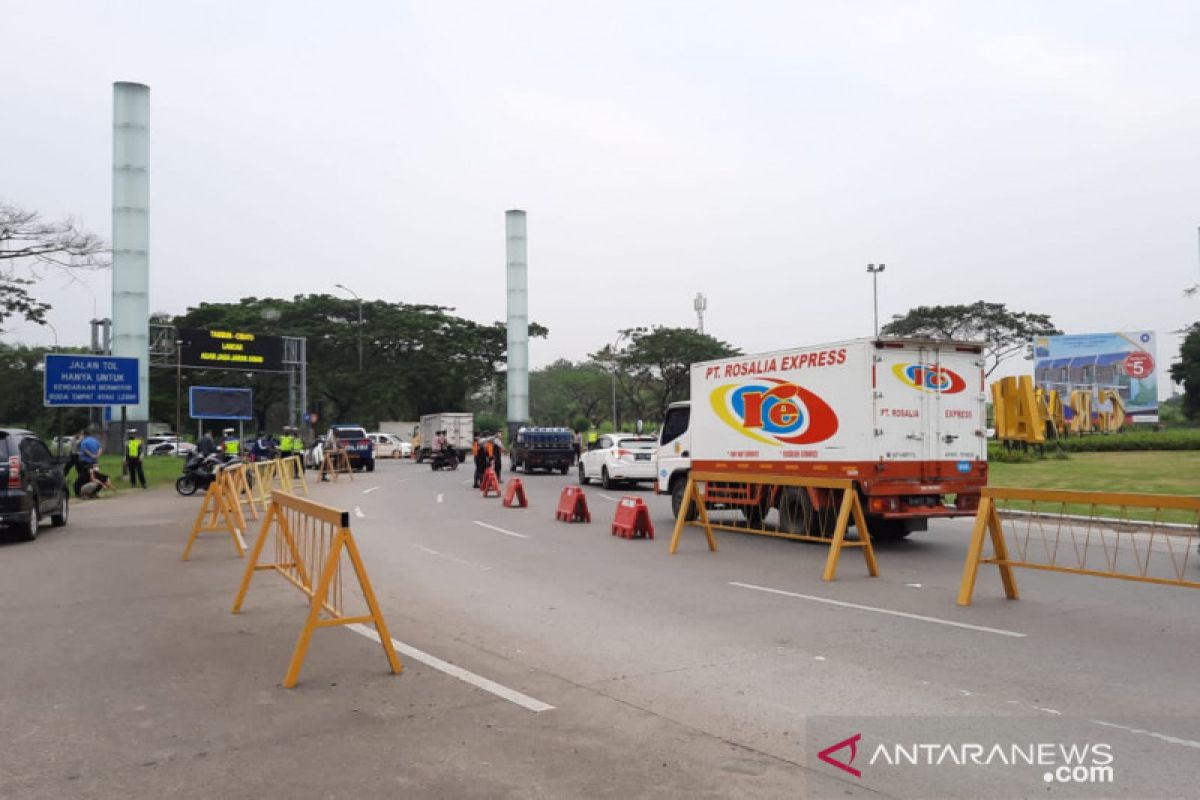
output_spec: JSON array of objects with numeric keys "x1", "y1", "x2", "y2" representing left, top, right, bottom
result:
[
  {"x1": 111, "y1": 81, "x2": 151, "y2": 421},
  {"x1": 505, "y1": 210, "x2": 529, "y2": 432}
]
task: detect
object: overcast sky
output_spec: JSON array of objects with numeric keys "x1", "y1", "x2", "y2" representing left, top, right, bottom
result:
[{"x1": 4, "y1": 1, "x2": 1198, "y2": 393}]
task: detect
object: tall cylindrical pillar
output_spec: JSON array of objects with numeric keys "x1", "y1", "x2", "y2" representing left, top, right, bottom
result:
[
  {"x1": 505, "y1": 210, "x2": 529, "y2": 429},
  {"x1": 112, "y1": 81, "x2": 151, "y2": 421}
]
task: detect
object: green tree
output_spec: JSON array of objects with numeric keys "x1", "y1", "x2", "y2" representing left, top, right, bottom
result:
[
  {"x1": 591, "y1": 327, "x2": 740, "y2": 426},
  {"x1": 169, "y1": 296, "x2": 545, "y2": 431},
  {"x1": 528, "y1": 359, "x2": 611, "y2": 426},
  {"x1": 881, "y1": 301, "x2": 1061, "y2": 377},
  {"x1": 1, "y1": 203, "x2": 109, "y2": 328},
  {"x1": 1169, "y1": 322, "x2": 1200, "y2": 421},
  {"x1": 0, "y1": 343, "x2": 90, "y2": 438}
]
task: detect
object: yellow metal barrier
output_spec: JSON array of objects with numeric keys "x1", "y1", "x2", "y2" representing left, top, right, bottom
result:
[
  {"x1": 250, "y1": 459, "x2": 279, "y2": 504},
  {"x1": 278, "y1": 455, "x2": 309, "y2": 497},
  {"x1": 668, "y1": 471, "x2": 879, "y2": 581},
  {"x1": 958, "y1": 487, "x2": 1200, "y2": 605},
  {"x1": 320, "y1": 449, "x2": 353, "y2": 482},
  {"x1": 231, "y1": 490, "x2": 402, "y2": 687},
  {"x1": 182, "y1": 463, "x2": 249, "y2": 560}
]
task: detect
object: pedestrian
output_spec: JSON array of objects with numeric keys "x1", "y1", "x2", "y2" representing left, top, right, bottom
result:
[
  {"x1": 472, "y1": 433, "x2": 487, "y2": 488},
  {"x1": 124, "y1": 428, "x2": 147, "y2": 488},
  {"x1": 488, "y1": 432, "x2": 504, "y2": 481},
  {"x1": 65, "y1": 429, "x2": 85, "y2": 481},
  {"x1": 571, "y1": 430, "x2": 581, "y2": 466},
  {"x1": 80, "y1": 464, "x2": 116, "y2": 498},
  {"x1": 74, "y1": 428, "x2": 102, "y2": 498},
  {"x1": 197, "y1": 430, "x2": 217, "y2": 457}
]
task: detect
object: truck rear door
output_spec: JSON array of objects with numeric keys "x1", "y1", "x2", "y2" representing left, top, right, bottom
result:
[{"x1": 873, "y1": 342, "x2": 985, "y2": 480}]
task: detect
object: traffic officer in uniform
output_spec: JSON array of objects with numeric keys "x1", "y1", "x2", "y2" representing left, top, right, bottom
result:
[
  {"x1": 220, "y1": 428, "x2": 241, "y2": 461},
  {"x1": 125, "y1": 428, "x2": 147, "y2": 489}
]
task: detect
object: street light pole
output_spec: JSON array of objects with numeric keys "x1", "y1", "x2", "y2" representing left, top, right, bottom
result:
[
  {"x1": 866, "y1": 263, "x2": 886, "y2": 337},
  {"x1": 175, "y1": 339, "x2": 184, "y2": 443},
  {"x1": 334, "y1": 283, "x2": 363, "y2": 371}
]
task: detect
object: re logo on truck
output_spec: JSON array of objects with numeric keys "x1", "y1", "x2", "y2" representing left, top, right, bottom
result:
[
  {"x1": 710, "y1": 378, "x2": 839, "y2": 446},
  {"x1": 892, "y1": 363, "x2": 966, "y2": 394}
]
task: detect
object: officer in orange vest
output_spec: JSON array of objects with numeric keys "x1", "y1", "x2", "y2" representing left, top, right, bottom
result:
[{"x1": 472, "y1": 431, "x2": 487, "y2": 488}]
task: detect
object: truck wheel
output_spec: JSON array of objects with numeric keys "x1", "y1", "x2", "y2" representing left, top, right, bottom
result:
[
  {"x1": 671, "y1": 479, "x2": 698, "y2": 522},
  {"x1": 777, "y1": 487, "x2": 813, "y2": 535},
  {"x1": 577, "y1": 463, "x2": 589, "y2": 485},
  {"x1": 740, "y1": 499, "x2": 768, "y2": 529}
]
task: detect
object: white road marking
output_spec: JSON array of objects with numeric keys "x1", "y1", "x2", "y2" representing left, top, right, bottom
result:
[
  {"x1": 905, "y1": 583, "x2": 923, "y2": 588},
  {"x1": 235, "y1": 530, "x2": 247, "y2": 551},
  {"x1": 415, "y1": 544, "x2": 492, "y2": 571},
  {"x1": 473, "y1": 521, "x2": 529, "y2": 539},
  {"x1": 1036, "y1": 707, "x2": 1062, "y2": 715},
  {"x1": 813, "y1": 656, "x2": 826, "y2": 661},
  {"x1": 728, "y1": 582, "x2": 1027, "y2": 638},
  {"x1": 598, "y1": 494, "x2": 621, "y2": 503},
  {"x1": 347, "y1": 623, "x2": 553, "y2": 713},
  {"x1": 362, "y1": 486, "x2": 381, "y2": 494},
  {"x1": 436, "y1": 493, "x2": 444, "y2": 504},
  {"x1": 1090, "y1": 719, "x2": 1200, "y2": 750},
  {"x1": 354, "y1": 506, "x2": 365, "y2": 518}
]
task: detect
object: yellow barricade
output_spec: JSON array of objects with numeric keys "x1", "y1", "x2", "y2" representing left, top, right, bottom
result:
[
  {"x1": 958, "y1": 487, "x2": 1200, "y2": 605},
  {"x1": 183, "y1": 464, "x2": 249, "y2": 560},
  {"x1": 278, "y1": 455, "x2": 309, "y2": 497},
  {"x1": 250, "y1": 459, "x2": 279, "y2": 504},
  {"x1": 321, "y1": 449, "x2": 353, "y2": 482},
  {"x1": 668, "y1": 471, "x2": 879, "y2": 581},
  {"x1": 231, "y1": 490, "x2": 402, "y2": 687}
]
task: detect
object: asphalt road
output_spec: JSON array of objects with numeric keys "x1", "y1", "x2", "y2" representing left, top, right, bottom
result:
[{"x1": 2, "y1": 457, "x2": 1198, "y2": 798}]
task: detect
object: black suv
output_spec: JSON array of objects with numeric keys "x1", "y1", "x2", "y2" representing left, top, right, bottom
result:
[{"x1": 0, "y1": 428, "x2": 69, "y2": 541}]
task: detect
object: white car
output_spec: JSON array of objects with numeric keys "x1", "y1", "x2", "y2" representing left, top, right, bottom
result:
[
  {"x1": 368, "y1": 432, "x2": 412, "y2": 459},
  {"x1": 146, "y1": 436, "x2": 196, "y2": 457},
  {"x1": 578, "y1": 434, "x2": 657, "y2": 489}
]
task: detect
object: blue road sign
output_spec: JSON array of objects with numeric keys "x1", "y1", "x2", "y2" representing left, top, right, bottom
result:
[{"x1": 43, "y1": 354, "x2": 140, "y2": 407}]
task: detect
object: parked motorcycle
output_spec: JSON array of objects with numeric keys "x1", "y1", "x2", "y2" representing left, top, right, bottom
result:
[{"x1": 175, "y1": 452, "x2": 243, "y2": 495}]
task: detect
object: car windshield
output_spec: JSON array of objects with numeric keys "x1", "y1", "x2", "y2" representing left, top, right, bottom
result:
[{"x1": 617, "y1": 437, "x2": 656, "y2": 450}]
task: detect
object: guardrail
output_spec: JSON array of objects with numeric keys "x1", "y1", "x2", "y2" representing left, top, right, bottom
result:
[
  {"x1": 669, "y1": 470, "x2": 879, "y2": 581},
  {"x1": 958, "y1": 487, "x2": 1200, "y2": 605},
  {"x1": 231, "y1": 490, "x2": 401, "y2": 687}
]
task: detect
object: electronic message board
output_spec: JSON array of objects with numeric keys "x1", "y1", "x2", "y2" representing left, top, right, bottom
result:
[{"x1": 178, "y1": 327, "x2": 284, "y2": 371}]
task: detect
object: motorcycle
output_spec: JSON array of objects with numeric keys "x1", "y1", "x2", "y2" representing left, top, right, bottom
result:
[
  {"x1": 175, "y1": 452, "x2": 237, "y2": 496},
  {"x1": 429, "y1": 445, "x2": 459, "y2": 471}
]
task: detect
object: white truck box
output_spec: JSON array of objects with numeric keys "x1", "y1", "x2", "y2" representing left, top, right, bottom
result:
[
  {"x1": 656, "y1": 338, "x2": 988, "y2": 536},
  {"x1": 418, "y1": 413, "x2": 474, "y2": 462}
]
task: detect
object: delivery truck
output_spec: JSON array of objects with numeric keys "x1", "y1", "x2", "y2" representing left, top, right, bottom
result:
[
  {"x1": 655, "y1": 337, "x2": 988, "y2": 540},
  {"x1": 417, "y1": 413, "x2": 474, "y2": 463}
]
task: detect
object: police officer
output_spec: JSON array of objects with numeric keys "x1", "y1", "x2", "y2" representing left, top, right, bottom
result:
[
  {"x1": 220, "y1": 428, "x2": 241, "y2": 461},
  {"x1": 125, "y1": 428, "x2": 147, "y2": 488}
]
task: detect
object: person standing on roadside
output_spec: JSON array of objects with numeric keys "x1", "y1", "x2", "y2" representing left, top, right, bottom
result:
[
  {"x1": 64, "y1": 429, "x2": 85, "y2": 481},
  {"x1": 124, "y1": 428, "x2": 147, "y2": 488},
  {"x1": 75, "y1": 428, "x2": 102, "y2": 498},
  {"x1": 472, "y1": 432, "x2": 487, "y2": 488},
  {"x1": 488, "y1": 432, "x2": 504, "y2": 481}
]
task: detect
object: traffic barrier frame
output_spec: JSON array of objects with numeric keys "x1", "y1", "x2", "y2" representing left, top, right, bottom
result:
[
  {"x1": 232, "y1": 490, "x2": 402, "y2": 687},
  {"x1": 183, "y1": 463, "x2": 249, "y2": 560},
  {"x1": 958, "y1": 487, "x2": 1200, "y2": 606},
  {"x1": 668, "y1": 471, "x2": 879, "y2": 581},
  {"x1": 321, "y1": 449, "x2": 353, "y2": 482}
]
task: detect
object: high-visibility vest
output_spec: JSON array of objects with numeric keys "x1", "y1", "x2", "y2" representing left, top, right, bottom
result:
[
  {"x1": 224, "y1": 438, "x2": 240, "y2": 455},
  {"x1": 472, "y1": 440, "x2": 479, "y2": 456},
  {"x1": 281, "y1": 435, "x2": 295, "y2": 453},
  {"x1": 485, "y1": 441, "x2": 494, "y2": 459},
  {"x1": 126, "y1": 438, "x2": 141, "y2": 458}
]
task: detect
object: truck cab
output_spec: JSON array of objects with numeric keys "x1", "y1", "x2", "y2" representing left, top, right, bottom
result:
[{"x1": 656, "y1": 402, "x2": 693, "y2": 518}]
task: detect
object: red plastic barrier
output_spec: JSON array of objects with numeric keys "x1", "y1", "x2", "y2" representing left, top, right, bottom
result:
[
  {"x1": 555, "y1": 486, "x2": 591, "y2": 523},
  {"x1": 480, "y1": 467, "x2": 501, "y2": 498},
  {"x1": 502, "y1": 478, "x2": 528, "y2": 508},
  {"x1": 611, "y1": 496, "x2": 654, "y2": 539}
]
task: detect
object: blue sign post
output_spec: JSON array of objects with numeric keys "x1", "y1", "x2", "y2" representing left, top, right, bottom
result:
[{"x1": 43, "y1": 355, "x2": 140, "y2": 407}]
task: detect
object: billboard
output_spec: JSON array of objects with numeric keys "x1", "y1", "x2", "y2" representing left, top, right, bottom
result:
[
  {"x1": 1033, "y1": 331, "x2": 1157, "y2": 422},
  {"x1": 189, "y1": 387, "x2": 254, "y2": 420},
  {"x1": 178, "y1": 327, "x2": 284, "y2": 371}
]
